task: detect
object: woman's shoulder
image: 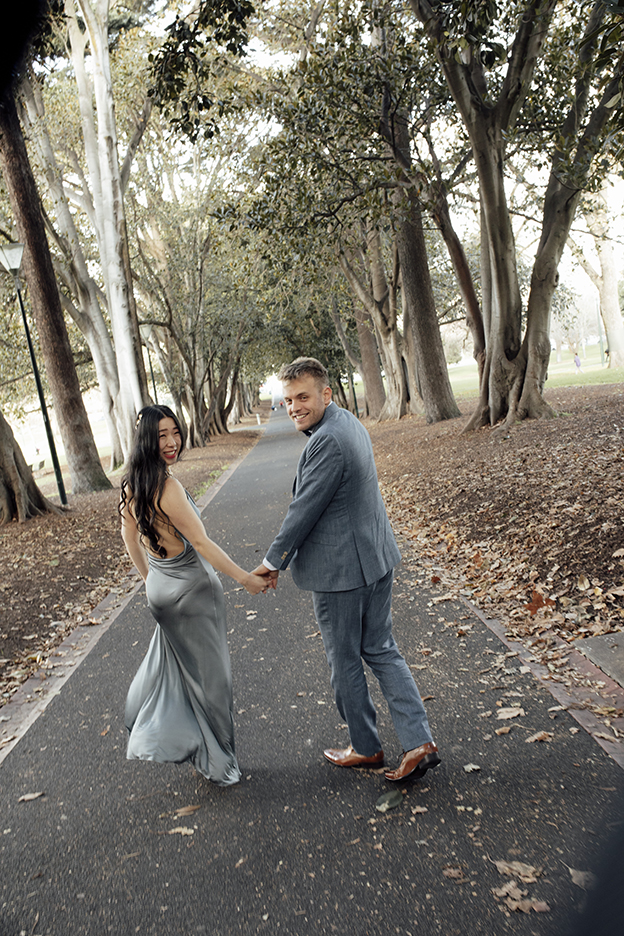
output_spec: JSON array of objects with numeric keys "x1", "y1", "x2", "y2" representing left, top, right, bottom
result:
[{"x1": 160, "y1": 474, "x2": 189, "y2": 507}]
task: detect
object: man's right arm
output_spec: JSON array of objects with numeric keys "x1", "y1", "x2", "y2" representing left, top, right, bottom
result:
[{"x1": 264, "y1": 432, "x2": 344, "y2": 570}]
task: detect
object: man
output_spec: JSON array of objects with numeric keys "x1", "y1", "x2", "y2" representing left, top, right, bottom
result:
[{"x1": 253, "y1": 357, "x2": 440, "y2": 782}]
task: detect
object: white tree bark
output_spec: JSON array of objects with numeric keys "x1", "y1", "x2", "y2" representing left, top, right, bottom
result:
[
  {"x1": 65, "y1": 0, "x2": 147, "y2": 455},
  {"x1": 573, "y1": 191, "x2": 624, "y2": 368},
  {"x1": 19, "y1": 72, "x2": 124, "y2": 467}
]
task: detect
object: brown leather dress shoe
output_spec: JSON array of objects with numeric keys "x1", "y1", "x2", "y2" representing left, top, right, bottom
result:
[
  {"x1": 323, "y1": 745, "x2": 384, "y2": 768},
  {"x1": 384, "y1": 742, "x2": 441, "y2": 781}
]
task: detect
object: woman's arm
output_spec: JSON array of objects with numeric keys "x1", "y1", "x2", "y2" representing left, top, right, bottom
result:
[
  {"x1": 120, "y1": 504, "x2": 149, "y2": 581},
  {"x1": 159, "y1": 478, "x2": 268, "y2": 596}
]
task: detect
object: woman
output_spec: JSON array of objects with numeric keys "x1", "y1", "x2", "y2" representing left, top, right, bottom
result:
[{"x1": 120, "y1": 405, "x2": 267, "y2": 786}]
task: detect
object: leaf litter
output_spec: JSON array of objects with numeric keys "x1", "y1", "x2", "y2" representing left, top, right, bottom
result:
[
  {"x1": 372, "y1": 386, "x2": 624, "y2": 735},
  {"x1": 490, "y1": 858, "x2": 550, "y2": 913}
]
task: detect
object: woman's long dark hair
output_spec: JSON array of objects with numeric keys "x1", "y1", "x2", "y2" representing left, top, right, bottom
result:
[{"x1": 119, "y1": 405, "x2": 187, "y2": 558}]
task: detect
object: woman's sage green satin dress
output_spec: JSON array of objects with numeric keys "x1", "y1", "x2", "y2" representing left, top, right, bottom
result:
[{"x1": 125, "y1": 497, "x2": 240, "y2": 786}]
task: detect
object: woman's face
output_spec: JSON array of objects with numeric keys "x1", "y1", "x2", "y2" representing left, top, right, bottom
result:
[{"x1": 158, "y1": 417, "x2": 181, "y2": 466}]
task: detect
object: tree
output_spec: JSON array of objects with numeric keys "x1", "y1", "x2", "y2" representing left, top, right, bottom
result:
[
  {"x1": 0, "y1": 87, "x2": 111, "y2": 493},
  {"x1": 19, "y1": 70, "x2": 125, "y2": 468},
  {"x1": 63, "y1": 0, "x2": 149, "y2": 456},
  {"x1": 409, "y1": 0, "x2": 624, "y2": 429},
  {"x1": 0, "y1": 405, "x2": 61, "y2": 523},
  {"x1": 243, "y1": 2, "x2": 461, "y2": 421},
  {"x1": 148, "y1": 0, "x2": 255, "y2": 141},
  {"x1": 129, "y1": 117, "x2": 267, "y2": 444},
  {"x1": 569, "y1": 185, "x2": 624, "y2": 367}
]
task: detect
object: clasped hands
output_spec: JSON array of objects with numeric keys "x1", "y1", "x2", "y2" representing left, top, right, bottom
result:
[{"x1": 244, "y1": 565, "x2": 279, "y2": 595}]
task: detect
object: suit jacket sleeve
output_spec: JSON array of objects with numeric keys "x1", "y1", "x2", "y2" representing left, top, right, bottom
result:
[{"x1": 265, "y1": 432, "x2": 344, "y2": 570}]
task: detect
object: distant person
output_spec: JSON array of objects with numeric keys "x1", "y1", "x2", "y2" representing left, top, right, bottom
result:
[
  {"x1": 574, "y1": 353, "x2": 583, "y2": 373},
  {"x1": 119, "y1": 405, "x2": 268, "y2": 786},
  {"x1": 253, "y1": 358, "x2": 440, "y2": 782}
]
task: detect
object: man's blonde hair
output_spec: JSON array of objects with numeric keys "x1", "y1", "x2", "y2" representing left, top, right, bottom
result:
[{"x1": 277, "y1": 357, "x2": 329, "y2": 389}]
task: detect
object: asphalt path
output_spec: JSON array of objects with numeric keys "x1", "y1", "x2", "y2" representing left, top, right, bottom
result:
[{"x1": 1, "y1": 408, "x2": 623, "y2": 936}]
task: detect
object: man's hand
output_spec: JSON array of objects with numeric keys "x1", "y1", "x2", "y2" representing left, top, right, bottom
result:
[{"x1": 251, "y1": 564, "x2": 279, "y2": 590}]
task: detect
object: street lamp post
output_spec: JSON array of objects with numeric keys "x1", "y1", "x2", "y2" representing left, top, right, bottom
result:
[{"x1": 0, "y1": 242, "x2": 68, "y2": 505}]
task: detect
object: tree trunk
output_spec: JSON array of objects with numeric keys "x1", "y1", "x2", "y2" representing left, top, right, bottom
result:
[
  {"x1": 517, "y1": 174, "x2": 582, "y2": 421},
  {"x1": 0, "y1": 88, "x2": 111, "y2": 494},
  {"x1": 0, "y1": 407, "x2": 61, "y2": 524},
  {"x1": 338, "y1": 227, "x2": 409, "y2": 420},
  {"x1": 65, "y1": 0, "x2": 148, "y2": 456},
  {"x1": 222, "y1": 361, "x2": 241, "y2": 426},
  {"x1": 20, "y1": 72, "x2": 125, "y2": 469},
  {"x1": 354, "y1": 307, "x2": 385, "y2": 418},
  {"x1": 329, "y1": 296, "x2": 386, "y2": 418},
  {"x1": 183, "y1": 381, "x2": 208, "y2": 448},
  {"x1": 396, "y1": 191, "x2": 460, "y2": 422},
  {"x1": 428, "y1": 180, "x2": 486, "y2": 378},
  {"x1": 379, "y1": 99, "x2": 459, "y2": 422},
  {"x1": 574, "y1": 191, "x2": 624, "y2": 368}
]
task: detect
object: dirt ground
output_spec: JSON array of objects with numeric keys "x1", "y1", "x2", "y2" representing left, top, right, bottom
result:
[{"x1": 1, "y1": 385, "x2": 623, "y2": 706}]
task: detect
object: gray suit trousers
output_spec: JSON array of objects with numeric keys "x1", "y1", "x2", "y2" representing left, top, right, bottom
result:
[{"x1": 312, "y1": 570, "x2": 433, "y2": 756}]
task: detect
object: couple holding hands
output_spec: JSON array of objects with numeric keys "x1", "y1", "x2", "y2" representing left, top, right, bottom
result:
[{"x1": 120, "y1": 357, "x2": 440, "y2": 788}]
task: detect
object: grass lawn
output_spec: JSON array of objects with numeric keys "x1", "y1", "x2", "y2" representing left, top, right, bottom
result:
[{"x1": 447, "y1": 343, "x2": 623, "y2": 397}]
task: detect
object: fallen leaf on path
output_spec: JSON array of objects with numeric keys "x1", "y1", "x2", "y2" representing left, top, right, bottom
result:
[
  {"x1": 593, "y1": 732, "x2": 621, "y2": 743},
  {"x1": 168, "y1": 827, "x2": 194, "y2": 836},
  {"x1": 100, "y1": 725, "x2": 110, "y2": 736},
  {"x1": 376, "y1": 790, "x2": 403, "y2": 813},
  {"x1": 495, "y1": 726, "x2": 512, "y2": 735},
  {"x1": 525, "y1": 731, "x2": 553, "y2": 743},
  {"x1": 235, "y1": 856, "x2": 247, "y2": 867},
  {"x1": 174, "y1": 805, "x2": 201, "y2": 817},
  {"x1": 443, "y1": 866, "x2": 465, "y2": 881},
  {"x1": 463, "y1": 763, "x2": 481, "y2": 773},
  {"x1": 411, "y1": 806, "x2": 428, "y2": 814},
  {"x1": 506, "y1": 898, "x2": 539, "y2": 913},
  {"x1": 492, "y1": 880, "x2": 527, "y2": 899},
  {"x1": 493, "y1": 859, "x2": 541, "y2": 883},
  {"x1": 497, "y1": 707, "x2": 525, "y2": 720},
  {"x1": 562, "y1": 864, "x2": 597, "y2": 889},
  {"x1": 18, "y1": 792, "x2": 45, "y2": 802}
]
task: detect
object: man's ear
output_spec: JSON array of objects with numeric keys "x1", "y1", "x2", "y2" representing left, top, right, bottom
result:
[{"x1": 323, "y1": 385, "x2": 332, "y2": 406}]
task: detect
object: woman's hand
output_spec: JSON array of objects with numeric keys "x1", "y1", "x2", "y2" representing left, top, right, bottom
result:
[{"x1": 244, "y1": 572, "x2": 269, "y2": 596}]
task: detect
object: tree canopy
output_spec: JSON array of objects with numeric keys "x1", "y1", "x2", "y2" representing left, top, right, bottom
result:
[{"x1": 2, "y1": 0, "x2": 624, "y2": 523}]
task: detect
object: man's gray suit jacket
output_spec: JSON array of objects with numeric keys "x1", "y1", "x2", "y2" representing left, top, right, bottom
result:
[{"x1": 265, "y1": 401, "x2": 401, "y2": 592}]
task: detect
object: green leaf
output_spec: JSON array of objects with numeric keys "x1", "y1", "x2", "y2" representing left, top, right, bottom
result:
[{"x1": 375, "y1": 789, "x2": 403, "y2": 813}]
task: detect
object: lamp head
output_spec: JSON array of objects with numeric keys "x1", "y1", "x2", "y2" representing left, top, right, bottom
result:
[{"x1": 0, "y1": 243, "x2": 24, "y2": 277}]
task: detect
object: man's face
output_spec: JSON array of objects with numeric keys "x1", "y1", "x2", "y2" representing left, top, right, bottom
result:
[{"x1": 282, "y1": 375, "x2": 332, "y2": 433}]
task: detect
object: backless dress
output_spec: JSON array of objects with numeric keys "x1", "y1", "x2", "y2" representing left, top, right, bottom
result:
[{"x1": 125, "y1": 494, "x2": 240, "y2": 786}]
